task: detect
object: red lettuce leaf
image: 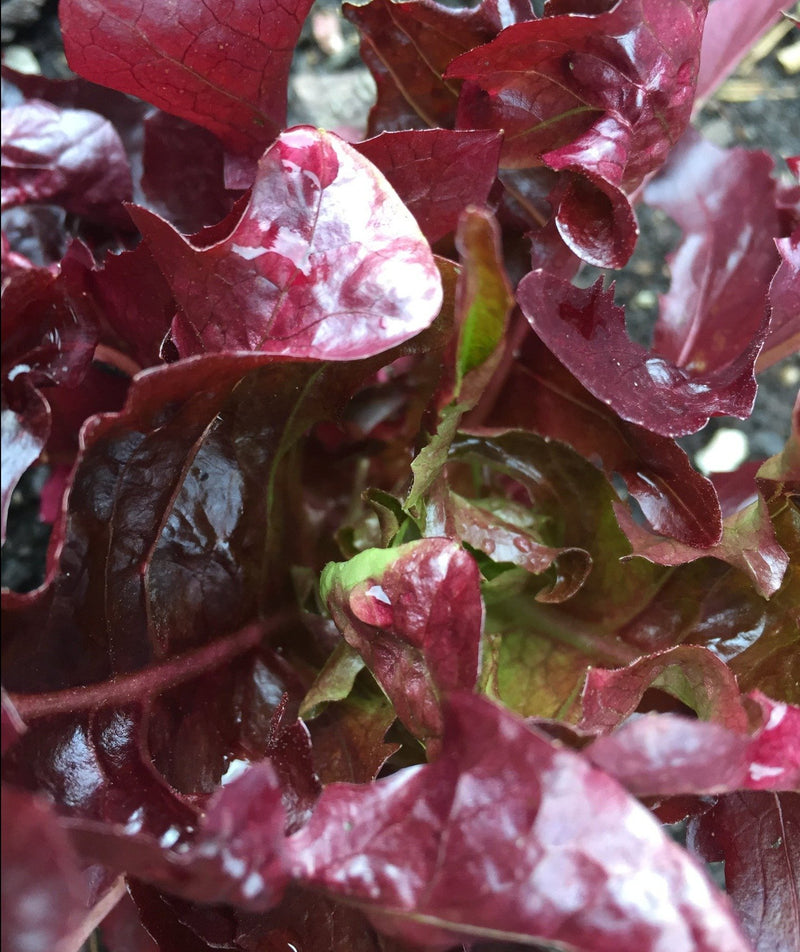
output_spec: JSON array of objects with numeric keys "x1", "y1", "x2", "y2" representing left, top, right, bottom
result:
[
  {"x1": 585, "y1": 692, "x2": 800, "y2": 795},
  {"x1": 1, "y1": 242, "x2": 104, "y2": 542},
  {"x1": 130, "y1": 128, "x2": 443, "y2": 360},
  {"x1": 2, "y1": 242, "x2": 98, "y2": 390},
  {"x1": 288, "y1": 692, "x2": 750, "y2": 951},
  {"x1": 59, "y1": 0, "x2": 316, "y2": 158},
  {"x1": 1, "y1": 100, "x2": 132, "y2": 227},
  {"x1": 1, "y1": 356, "x2": 368, "y2": 691},
  {"x1": 760, "y1": 233, "x2": 800, "y2": 372},
  {"x1": 344, "y1": 0, "x2": 532, "y2": 136},
  {"x1": 43, "y1": 364, "x2": 129, "y2": 465},
  {"x1": 64, "y1": 242, "x2": 177, "y2": 371},
  {"x1": 450, "y1": 0, "x2": 706, "y2": 184},
  {"x1": 306, "y1": 689, "x2": 400, "y2": 785},
  {"x1": 141, "y1": 112, "x2": 237, "y2": 235},
  {"x1": 694, "y1": 0, "x2": 793, "y2": 105},
  {"x1": 425, "y1": 481, "x2": 591, "y2": 602},
  {"x1": 577, "y1": 645, "x2": 751, "y2": 733},
  {"x1": 1, "y1": 784, "x2": 90, "y2": 952},
  {"x1": 99, "y1": 890, "x2": 160, "y2": 952},
  {"x1": 479, "y1": 330, "x2": 723, "y2": 546},
  {"x1": 321, "y1": 538, "x2": 484, "y2": 747},
  {"x1": 613, "y1": 468, "x2": 788, "y2": 597},
  {"x1": 517, "y1": 271, "x2": 762, "y2": 437},
  {"x1": 68, "y1": 762, "x2": 289, "y2": 912},
  {"x1": 688, "y1": 792, "x2": 800, "y2": 952},
  {"x1": 355, "y1": 129, "x2": 503, "y2": 245},
  {"x1": 644, "y1": 132, "x2": 780, "y2": 376},
  {"x1": 447, "y1": 0, "x2": 708, "y2": 266}
]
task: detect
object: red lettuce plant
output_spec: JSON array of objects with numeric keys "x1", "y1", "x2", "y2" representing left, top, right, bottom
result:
[{"x1": 2, "y1": 0, "x2": 799, "y2": 950}]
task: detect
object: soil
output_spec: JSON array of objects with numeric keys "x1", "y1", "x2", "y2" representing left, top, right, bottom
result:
[{"x1": 2, "y1": 0, "x2": 799, "y2": 593}]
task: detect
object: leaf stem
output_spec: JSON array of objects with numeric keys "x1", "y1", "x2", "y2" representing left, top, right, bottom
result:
[{"x1": 9, "y1": 618, "x2": 284, "y2": 721}]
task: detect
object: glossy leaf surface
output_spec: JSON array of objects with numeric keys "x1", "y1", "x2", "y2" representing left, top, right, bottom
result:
[
  {"x1": 447, "y1": 0, "x2": 708, "y2": 265},
  {"x1": 321, "y1": 539, "x2": 484, "y2": 745},
  {"x1": 586, "y1": 692, "x2": 800, "y2": 795},
  {"x1": 60, "y1": 0, "x2": 315, "y2": 156},
  {"x1": 345, "y1": 0, "x2": 532, "y2": 135},
  {"x1": 644, "y1": 132, "x2": 779, "y2": 375},
  {"x1": 518, "y1": 271, "x2": 762, "y2": 437},
  {"x1": 132, "y1": 128, "x2": 443, "y2": 360},
  {"x1": 1, "y1": 100, "x2": 132, "y2": 225},
  {"x1": 289, "y1": 692, "x2": 751, "y2": 952},
  {"x1": 482, "y1": 331, "x2": 723, "y2": 546},
  {"x1": 760, "y1": 233, "x2": 800, "y2": 371}
]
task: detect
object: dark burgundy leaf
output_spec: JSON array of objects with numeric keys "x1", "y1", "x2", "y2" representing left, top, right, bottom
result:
[
  {"x1": 258, "y1": 698, "x2": 321, "y2": 834},
  {"x1": 130, "y1": 128, "x2": 443, "y2": 360},
  {"x1": 451, "y1": 0, "x2": 706, "y2": 184},
  {"x1": 126, "y1": 882, "x2": 232, "y2": 952},
  {"x1": 644, "y1": 132, "x2": 779, "y2": 375},
  {"x1": 288, "y1": 692, "x2": 750, "y2": 951},
  {"x1": 44, "y1": 362, "x2": 130, "y2": 464},
  {"x1": 447, "y1": 0, "x2": 708, "y2": 265},
  {"x1": 2, "y1": 784, "x2": 89, "y2": 952},
  {"x1": 480, "y1": 330, "x2": 723, "y2": 546},
  {"x1": 141, "y1": 636, "x2": 299, "y2": 796},
  {"x1": 234, "y1": 884, "x2": 411, "y2": 952},
  {"x1": 141, "y1": 111, "x2": 237, "y2": 235},
  {"x1": 355, "y1": 129, "x2": 503, "y2": 244},
  {"x1": 547, "y1": 166, "x2": 639, "y2": 269},
  {"x1": 613, "y1": 483, "x2": 788, "y2": 598},
  {"x1": 688, "y1": 792, "x2": 800, "y2": 952},
  {"x1": 1, "y1": 99, "x2": 132, "y2": 227},
  {"x1": 3, "y1": 704, "x2": 201, "y2": 834},
  {"x1": 1, "y1": 242, "x2": 104, "y2": 543},
  {"x1": 62, "y1": 241, "x2": 177, "y2": 372},
  {"x1": 60, "y1": 0, "x2": 316, "y2": 158},
  {"x1": 518, "y1": 271, "x2": 762, "y2": 437},
  {"x1": 345, "y1": 0, "x2": 532, "y2": 136},
  {"x1": 1, "y1": 357, "x2": 367, "y2": 691},
  {"x1": 760, "y1": 233, "x2": 800, "y2": 372},
  {"x1": 100, "y1": 889, "x2": 160, "y2": 952},
  {"x1": 69, "y1": 761, "x2": 289, "y2": 911},
  {"x1": 2, "y1": 242, "x2": 98, "y2": 389},
  {"x1": 321, "y1": 538, "x2": 483, "y2": 747}
]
